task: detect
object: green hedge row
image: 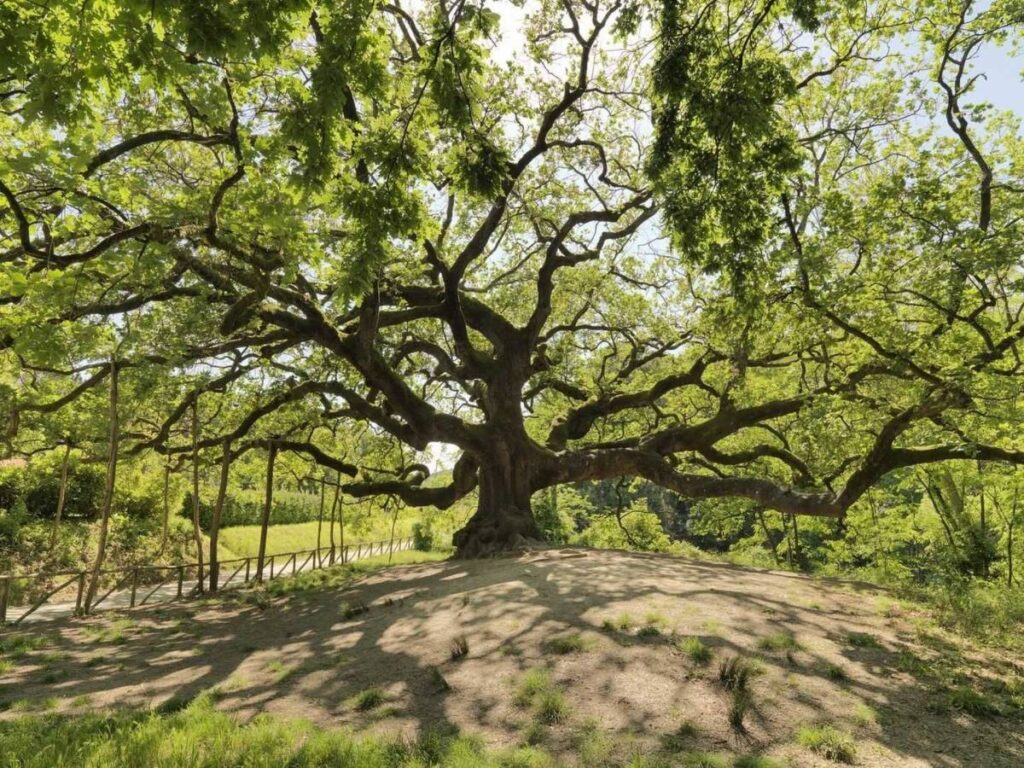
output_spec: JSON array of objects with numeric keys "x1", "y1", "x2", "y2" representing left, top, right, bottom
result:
[{"x1": 183, "y1": 487, "x2": 324, "y2": 529}]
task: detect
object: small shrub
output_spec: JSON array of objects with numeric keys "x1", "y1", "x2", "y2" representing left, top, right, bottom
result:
[
  {"x1": 351, "y1": 687, "x2": 385, "y2": 711},
  {"x1": 797, "y1": 724, "x2": 856, "y2": 763},
  {"x1": 450, "y1": 635, "x2": 469, "y2": 661},
  {"x1": 412, "y1": 521, "x2": 435, "y2": 551},
  {"x1": 677, "y1": 636, "x2": 712, "y2": 664},
  {"x1": 546, "y1": 633, "x2": 590, "y2": 655},
  {"x1": 758, "y1": 631, "x2": 800, "y2": 653},
  {"x1": 729, "y1": 688, "x2": 752, "y2": 731},
  {"x1": 718, "y1": 656, "x2": 753, "y2": 691}
]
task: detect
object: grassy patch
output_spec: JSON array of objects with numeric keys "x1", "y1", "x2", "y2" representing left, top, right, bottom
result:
[
  {"x1": 821, "y1": 663, "x2": 848, "y2": 682},
  {"x1": 797, "y1": 724, "x2": 856, "y2": 763},
  {"x1": 83, "y1": 619, "x2": 135, "y2": 645},
  {"x1": 729, "y1": 688, "x2": 753, "y2": 731},
  {"x1": 0, "y1": 634, "x2": 50, "y2": 660},
  {"x1": 845, "y1": 632, "x2": 882, "y2": 649},
  {"x1": 636, "y1": 624, "x2": 662, "y2": 638},
  {"x1": 0, "y1": 695, "x2": 561, "y2": 767},
  {"x1": 265, "y1": 660, "x2": 298, "y2": 684},
  {"x1": 514, "y1": 669, "x2": 570, "y2": 725},
  {"x1": 680, "y1": 752, "x2": 729, "y2": 768},
  {"x1": 676, "y1": 636, "x2": 713, "y2": 664},
  {"x1": 546, "y1": 632, "x2": 590, "y2": 655},
  {"x1": 734, "y1": 756, "x2": 784, "y2": 768},
  {"x1": 350, "y1": 687, "x2": 386, "y2": 712},
  {"x1": 757, "y1": 631, "x2": 801, "y2": 653},
  {"x1": 930, "y1": 685, "x2": 999, "y2": 717},
  {"x1": 603, "y1": 613, "x2": 634, "y2": 632}
]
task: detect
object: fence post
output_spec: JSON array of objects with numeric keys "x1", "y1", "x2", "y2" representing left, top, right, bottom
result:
[
  {"x1": 245, "y1": 557, "x2": 251, "y2": 584},
  {"x1": 176, "y1": 566, "x2": 184, "y2": 599},
  {"x1": 292, "y1": 554, "x2": 297, "y2": 576},
  {"x1": 129, "y1": 568, "x2": 139, "y2": 608},
  {"x1": 0, "y1": 577, "x2": 8, "y2": 624}
]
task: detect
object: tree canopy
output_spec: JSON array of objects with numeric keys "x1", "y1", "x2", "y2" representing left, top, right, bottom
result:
[{"x1": 2, "y1": 0, "x2": 1023, "y2": 556}]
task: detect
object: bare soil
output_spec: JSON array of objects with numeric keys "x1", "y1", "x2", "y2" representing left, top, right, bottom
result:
[{"x1": 3, "y1": 548, "x2": 1023, "y2": 766}]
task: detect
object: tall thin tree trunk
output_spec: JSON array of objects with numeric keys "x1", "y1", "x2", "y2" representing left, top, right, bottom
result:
[
  {"x1": 256, "y1": 444, "x2": 277, "y2": 581},
  {"x1": 328, "y1": 474, "x2": 341, "y2": 562},
  {"x1": 756, "y1": 506, "x2": 780, "y2": 565},
  {"x1": 48, "y1": 443, "x2": 72, "y2": 555},
  {"x1": 84, "y1": 361, "x2": 119, "y2": 613},
  {"x1": 388, "y1": 503, "x2": 398, "y2": 564},
  {"x1": 190, "y1": 400, "x2": 205, "y2": 593},
  {"x1": 316, "y1": 475, "x2": 326, "y2": 566},
  {"x1": 159, "y1": 461, "x2": 170, "y2": 554},
  {"x1": 209, "y1": 439, "x2": 231, "y2": 592}
]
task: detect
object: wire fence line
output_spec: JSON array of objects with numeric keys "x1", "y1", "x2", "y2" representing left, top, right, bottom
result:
[{"x1": 0, "y1": 536, "x2": 416, "y2": 626}]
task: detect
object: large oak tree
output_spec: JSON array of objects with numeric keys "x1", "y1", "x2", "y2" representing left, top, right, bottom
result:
[{"x1": 2, "y1": 0, "x2": 1023, "y2": 556}]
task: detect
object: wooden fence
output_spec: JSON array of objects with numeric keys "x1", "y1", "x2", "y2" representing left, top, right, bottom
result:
[{"x1": 0, "y1": 536, "x2": 416, "y2": 626}]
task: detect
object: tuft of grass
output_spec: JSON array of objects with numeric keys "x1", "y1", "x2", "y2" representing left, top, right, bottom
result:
[
  {"x1": 733, "y1": 756, "x2": 784, "y2": 768},
  {"x1": 265, "y1": 660, "x2": 298, "y2": 684},
  {"x1": 729, "y1": 688, "x2": 753, "y2": 731},
  {"x1": 681, "y1": 752, "x2": 729, "y2": 768},
  {"x1": 351, "y1": 687, "x2": 386, "y2": 712},
  {"x1": 546, "y1": 633, "x2": 590, "y2": 655},
  {"x1": 797, "y1": 724, "x2": 856, "y2": 763},
  {"x1": 534, "y1": 689, "x2": 570, "y2": 725},
  {"x1": 931, "y1": 685, "x2": 999, "y2": 717},
  {"x1": 0, "y1": 659, "x2": 14, "y2": 675},
  {"x1": 83, "y1": 619, "x2": 135, "y2": 646},
  {"x1": 718, "y1": 656, "x2": 754, "y2": 691},
  {"x1": 603, "y1": 613, "x2": 634, "y2": 632},
  {"x1": 822, "y1": 663, "x2": 848, "y2": 682},
  {"x1": 449, "y1": 635, "x2": 470, "y2": 661},
  {"x1": 852, "y1": 703, "x2": 877, "y2": 727},
  {"x1": 676, "y1": 636, "x2": 712, "y2": 664},
  {"x1": 757, "y1": 631, "x2": 801, "y2": 653},
  {"x1": 340, "y1": 601, "x2": 369, "y2": 620},
  {"x1": 636, "y1": 625, "x2": 662, "y2": 638},
  {"x1": 661, "y1": 720, "x2": 699, "y2": 751},
  {"x1": 514, "y1": 669, "x2": 571, "y2": 725},
  {"x1": 845, "y1": 632, "x2": 882, "y2": 649},
  {"x1": 572, "y1": 720, "x2": 614, "y2": 765},
  {"x1": 0, "y1": 635, "x2": 50, "y2": 659}
]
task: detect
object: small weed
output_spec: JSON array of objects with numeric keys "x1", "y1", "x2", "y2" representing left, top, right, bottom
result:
[
  {"x1": 515, "y1": 669, "x2": 554, "y2": 708},
  {"x1": 514, "y1": 669, "x2": 570, "y2": 725},
  {"x1": 797, "y1": 724, "x2": 856, "y2": 763},
  {"x1": 523, "y1": 722, "x2": 547, "y2": 746},
  {"x1": 546, "y1": 633, "x2": 590, "y2": 655},
  {"x1": 845, "y1": 632, "x2": 881, "y2": 649},
  {"x1": 894, "y1": 649, "x2": 929, "y2": 676},
  {"x1": 677, "y1": 636, "x2": 712, "y2": 664},
  {"x1": 758, "y1": 631, "x2": 801, "y2": 653},
  {"x1": 718, "y1": 656, "x2": 754, "y2": 691},
  {"x1": 340, "y1": 601, "x2": 369, "y2": 620},
  {"x1": 644, "y1": 611, "x2": 668, "y2": 627},
  {"x1": 0, "y1": 659, "x2": 13, "y2": 675},
  {"x1": 604, "y1": 613, "x2": 633, "y2": 632},
  {"x1": 450, "y1": 635, "x2": 469, "y2": 661},
  {"x1": 70, "y1": 694, "x2": 92, "y2": 708},
  {"x1": 852, "y1": 703, "x2": 877, "y2": 726},
  {"x1": 351, "y1": 687, "x2": 385, "y2": 711},
  {"x1": 573, "y1": 719, "x2": 614, "y2": 764},
  {"x1": 637, "y1": 625, "x2": 662, "y2": 638},
  {"x1": 729, "y1": 688, "x2": 753, "y2": 731}
]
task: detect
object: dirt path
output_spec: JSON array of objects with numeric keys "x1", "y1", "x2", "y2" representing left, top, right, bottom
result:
[{"x1": 3, "y1": 548, "x2": 1022, "y2": 767}]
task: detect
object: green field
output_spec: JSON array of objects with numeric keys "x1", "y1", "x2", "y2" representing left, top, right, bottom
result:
[{"x1": 218, "y1": 518, "x2": 430, "y2": 559}]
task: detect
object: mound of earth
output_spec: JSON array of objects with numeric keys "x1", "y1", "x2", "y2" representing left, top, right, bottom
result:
[{"x1": 3, "y1": 548, "x2": 1023, "y2": 766}]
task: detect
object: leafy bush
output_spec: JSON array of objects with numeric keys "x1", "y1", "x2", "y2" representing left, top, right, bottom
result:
[
  {"x1": 1, "y1": 460, "x2": 105, "y2": 521},
  {"x1": 184, "y1": 486, "x2": 323, "y2": 529},
  {"x1": 412, "y1": 521, "x2": 435, "y2": 551}
]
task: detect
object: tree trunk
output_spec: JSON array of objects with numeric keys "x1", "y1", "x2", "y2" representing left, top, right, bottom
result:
[
  {"x1": 256, "y1": 445, "x2": 277, "y2": 581},
  {"x1": 48, "y1": 443, "x2": 71, "y2": 555},
  {"x1": 190, "y1": 400, "x2": 205, "y2": 593},
  {"x1": 453, "y1": 447, "x2": 541, "y2": 558},
  {"x1": 159, "y1": 462, "x2": 170, "y2": 554},
  {"x1": 84, "y1": 361, "x2": 118, "y2": 613},
  {"x1": 209, "y1": 439, "x2": 231, "y2": 592},
  {"x1": 329, "y1": 475, "x2": 339, "y2": 561}
]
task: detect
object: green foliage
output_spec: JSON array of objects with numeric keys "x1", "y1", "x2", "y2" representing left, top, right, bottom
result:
[
  {"x1": 676, "y1": 636, "x2": 713, "y2": 664},
  {"x1": 796, "y1": 725, "x2": 856, "y2": 763},
  {"x1": 718, "y1": 656, "x2": 754, "y2": 691}
]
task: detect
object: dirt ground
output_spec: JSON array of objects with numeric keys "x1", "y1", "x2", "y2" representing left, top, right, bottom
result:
[{"x1": 3, "y1": 548, "x2": 1023, "y2": 766}]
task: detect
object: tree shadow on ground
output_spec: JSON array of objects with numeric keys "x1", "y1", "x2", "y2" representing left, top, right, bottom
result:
[{"x1": 2, "y1": 547, "x2": 1022, "y2": 766}]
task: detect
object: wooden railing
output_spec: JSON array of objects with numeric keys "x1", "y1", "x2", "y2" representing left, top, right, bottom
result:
[{"x1": 0, "y1": 536, "x2": 417, "y2": 626}]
